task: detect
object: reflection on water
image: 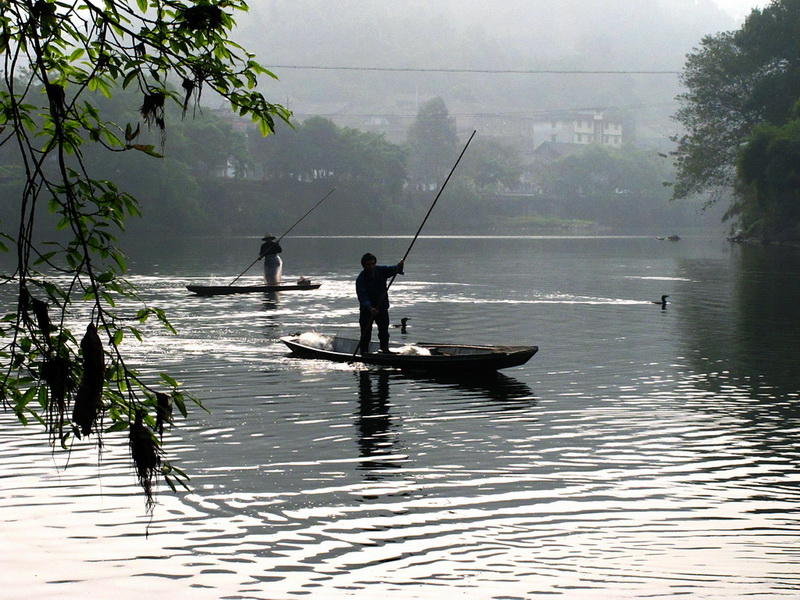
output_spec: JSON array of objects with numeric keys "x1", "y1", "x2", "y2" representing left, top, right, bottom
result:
[
  {"x1": 678, "y1": 244, "x2": 800, "y2": 396},
  {"x1": 4, "y1": 235, "x2": 800, "y2": 599},
  {"x1": 356, "y1": 371, "x2": 404, "y2": 476},
  {"x1": 407, "y1": 371, "x2": 537, "y2": 405},
  {"x1": 353, "y1": 370, "x2": 536, "y2": 482},
  {"x1": 261, "y1": 291, "x2": 280, "y2": 309}
]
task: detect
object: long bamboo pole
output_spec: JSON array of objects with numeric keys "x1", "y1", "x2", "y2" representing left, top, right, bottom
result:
[
  {"x1": 354, "y1": 130, "x2": 477, "y2": 355},
  {"x1": 390, "y1": 129, "x2": 476, "y2": 290}
]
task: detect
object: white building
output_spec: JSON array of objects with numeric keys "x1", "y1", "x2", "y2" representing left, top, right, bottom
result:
[{"x1": 531, "y1": 111, "x2": 623, "y2": 148}]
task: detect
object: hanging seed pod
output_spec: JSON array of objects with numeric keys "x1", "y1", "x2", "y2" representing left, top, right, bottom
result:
[
  {"x1": 155, "y1": 392, "x2": 172, "y2": 437},
  {"x1": 45, "y1": 82, "x2": 66, "y2": 119},
  {"x1": 42, "y1": 356, "x2": 68, "y2": 442},
  {"x1": 32, "y1": 0, "x2": 58, "y2": 36},
  {"x1": 72, "y1": 323, "x2": 105, "y2": 438},
  {"x1": 181, "y1": 77, "x2": 195, "y2": 114},
  {"x1": 18, "y1": 289, "x2": 34, "y2": 336},
  {"x1": 30, "y1": 297, "x2": 52, "y2": 339},
  {"x1": 130, "y1": 409, "x2": 160, "y2": 509},
  {"x1": 139, "y1": 91, "x2": 165, "y2": 130},
  {"x1": 18, "y1": 287, "x2": 31, "y2": 312},
  {"x1": 180, "y1": 5, "x2": 224, "y2": 32},
  {"x1": 42, "y1": 355, "x2": 71, "y2": 418}
]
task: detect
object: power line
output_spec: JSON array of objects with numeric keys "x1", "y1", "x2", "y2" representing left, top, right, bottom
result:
[
  {"x1": 271, "y1": 64, "x2": 681, "y2": 75},
  {"x1": 289, "y1": 102, "x2": 680, "y2": 120}
]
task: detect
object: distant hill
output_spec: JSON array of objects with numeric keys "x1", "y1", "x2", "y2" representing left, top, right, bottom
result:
[{"x1": 233, "y1": 0, "x2": 737, "y2": 143}]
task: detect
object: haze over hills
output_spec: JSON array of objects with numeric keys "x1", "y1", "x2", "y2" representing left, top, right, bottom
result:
[{"x1": 233, "y1": 0, "x2": 740, "y2": 145}]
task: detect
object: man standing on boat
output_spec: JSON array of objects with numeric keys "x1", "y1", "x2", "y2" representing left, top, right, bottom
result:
[
  {"x1": 259, "y1": 233, "x2": 283, "y2": 285},
  {"x1": 356, "y1": 253, "x2": 404, "y2": 354}
]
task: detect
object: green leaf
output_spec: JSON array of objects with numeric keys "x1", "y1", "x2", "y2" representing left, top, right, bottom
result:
[
  {"x1": 19, "y1": 386, "x2": 37, "y2": 409},
  {"x1": 33, "y1": 251, "x2": 58, "y2": 265},
  {"x1": 106, "y1": 421, "x2": 129, "y2": 433},
  {"x1": 112, "y1": 252, "x2": 127, "y2": 273},
  {"x1": 258, "y1": 116, "x2": 272, "y2": 137},
  {"x1": 122, "y1": 69, "x2": 138, "y2": 89},
  {"x1": 130, "y1": 144, "x2": 164, "y2": 158},
  {"x1": 14, "y1": 411, "x2": 29, "y2": 426},
  {"x1": 173, "y1": 394, "x2": 188, "y2": 418},
  {"x1": 124, "y1": 122, "x2": 140, "y2": 142}
]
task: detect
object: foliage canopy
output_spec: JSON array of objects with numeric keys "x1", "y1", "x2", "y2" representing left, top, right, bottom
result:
[
  {"x1": 734, "y1": 104, "x2": 800, "y2": 240},
  {"x1": 672, "y1": 0, "x2": 800, "y2": 239},
  {"x1": 0, "y1": 0, "x2": 289, "y2": 509},
  {"x1": 406, "y1": 97, "x2": 459, "y2": 189},
  {"x1": 544, "y1": 144, "x2": 671, "y2": 199}
]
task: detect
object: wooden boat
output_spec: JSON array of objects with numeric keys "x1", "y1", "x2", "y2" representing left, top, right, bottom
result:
[
  {"x1": 187, "y1": 282, "x2": 321, "y2": 296},
  {"x1": 281, "y1": 334, "x2": 538, "y2": 373}
]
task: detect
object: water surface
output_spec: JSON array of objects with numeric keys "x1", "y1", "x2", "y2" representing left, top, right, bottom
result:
[{"x1": 2, "y1": 234, "x2": 800, "y2": 599}]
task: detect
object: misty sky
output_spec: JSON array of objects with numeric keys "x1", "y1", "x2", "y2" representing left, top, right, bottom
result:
[
  {"x1": 231, "y1": 0, "x2": 783, "y2": 145},
  {"x1": 715, "y1": 0, "x2": 769, "y2": 18}
]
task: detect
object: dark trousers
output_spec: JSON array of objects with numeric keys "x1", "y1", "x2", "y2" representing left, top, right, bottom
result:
[{"x1": 359, "y1": 308, "x2": 390, "y2": 353}]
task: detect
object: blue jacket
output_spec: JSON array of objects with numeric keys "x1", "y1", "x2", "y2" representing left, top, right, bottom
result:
[{"x1": 356, "y1": 265, "x2": 402, "y2": 311}]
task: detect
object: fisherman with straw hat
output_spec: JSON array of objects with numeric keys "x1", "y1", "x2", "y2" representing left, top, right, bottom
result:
[{"x1": 258, "y1": 232, "x2": 283, "y2": 285}]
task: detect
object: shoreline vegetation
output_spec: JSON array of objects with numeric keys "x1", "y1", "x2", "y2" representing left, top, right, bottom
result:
[
  {"x1": 726, "y1": 234, "x2": 800, "y2": 247},
  {"x1": 122, "y1": 179, "x2": 710, "y2": 238}
]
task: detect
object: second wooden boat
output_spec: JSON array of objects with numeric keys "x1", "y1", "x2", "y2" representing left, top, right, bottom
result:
[{"x1": 187, "y1": 283, "x2": 321, "y2": 295}]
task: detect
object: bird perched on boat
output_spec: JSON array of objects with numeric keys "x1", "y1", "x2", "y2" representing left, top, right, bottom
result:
[
  {"x1": 392, "y1": 317, "x2": 410, "y2": 334},
  {"x1": 651, "y1": 294, "x2": 669, "y2": 309}
]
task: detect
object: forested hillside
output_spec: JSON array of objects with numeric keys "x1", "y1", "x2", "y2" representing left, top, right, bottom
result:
[{"x1": 236, "y1": 0, "x2": 736, "y2": 141}]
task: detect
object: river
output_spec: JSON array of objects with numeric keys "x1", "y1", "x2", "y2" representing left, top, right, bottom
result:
[{"x1": 2, "y1": 234, "x2": 800, "y2": 599}]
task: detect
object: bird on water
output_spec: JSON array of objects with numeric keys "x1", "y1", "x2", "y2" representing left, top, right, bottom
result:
[
  {"x1": 392, "y1": 317, "x2": 410, "y2": 333},
  {"x1": 652, "y1": 294, "x2": 669, "y2": 309}
]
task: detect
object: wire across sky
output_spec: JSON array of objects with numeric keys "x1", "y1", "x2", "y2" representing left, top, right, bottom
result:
[{"x1": 271, "y1": 65, "x2": 681, "y2": 76}]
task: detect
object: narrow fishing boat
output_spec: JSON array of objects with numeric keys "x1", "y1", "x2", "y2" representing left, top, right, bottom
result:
[
  {"x1": 187, "y1": 281, "x2": 321, "y2": 296},
  {"x1": 281, "y1": 333, "x2": 538, "y2": 373}
]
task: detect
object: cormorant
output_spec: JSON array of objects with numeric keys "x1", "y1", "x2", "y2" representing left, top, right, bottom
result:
[
  {"x1": 392, "y1": 317, "x2": 410, "y2": 333},
  {"x1": 651, "y1": 294, "x2": 669, "y2": 309}
]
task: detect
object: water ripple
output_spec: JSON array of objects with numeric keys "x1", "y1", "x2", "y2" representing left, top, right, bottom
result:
[{"x1": 5, "y1": 238, "x2": 800, "y2": 598}]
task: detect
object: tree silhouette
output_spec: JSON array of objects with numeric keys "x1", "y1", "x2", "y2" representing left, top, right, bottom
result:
[{"x1": 0, "y1": 0, "x2": 289, "y2": 510}]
